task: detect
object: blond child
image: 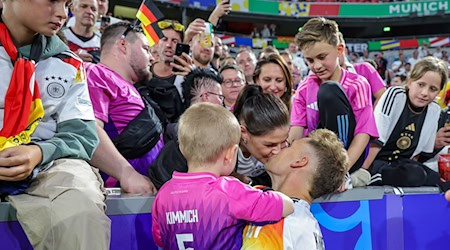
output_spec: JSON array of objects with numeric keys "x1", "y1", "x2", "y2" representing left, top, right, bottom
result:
[{"x1": 152, "y1": 103, "x2": 294, "y2": 249}]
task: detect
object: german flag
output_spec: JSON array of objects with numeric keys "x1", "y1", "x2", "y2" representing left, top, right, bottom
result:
[
  {"x1": 0, "y1": 23, "x2": 45, "y2": 150},
  {"x1": 136, "y1": 0, "x2": 164, "y2": 27},
  {"x1": 142, "y1": 22, "x2": 164, "y2": 47}
]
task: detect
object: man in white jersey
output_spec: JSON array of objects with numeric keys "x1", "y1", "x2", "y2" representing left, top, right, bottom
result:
[
  {"x1": 66, "y1": 0, "x2": 122, "y2": 33},
  {"x1": 63, "y1": 0, "x2": 101, "y2": 62},
  {"x1": 242, "y1": 129, "x2": 348, "y2": 249}
]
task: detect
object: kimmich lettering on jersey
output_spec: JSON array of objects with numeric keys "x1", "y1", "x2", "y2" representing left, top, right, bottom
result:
[{"x1": 166, "y1": 210, "x2": 199, "y2": 225}]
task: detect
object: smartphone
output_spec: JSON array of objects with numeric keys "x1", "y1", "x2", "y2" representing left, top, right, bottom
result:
[
  {"x1": 175, "y1": 43, "x2": 190, "y2": 56},
  {"x1": 101, "y1": 16, "x2": 111, "y2": 24},
  {"x1": 100, "y1": 16, "x2": 111, "y2": 33},
  {"x1": 173, "y1": 43, "x2": 190, "y2": 72}
]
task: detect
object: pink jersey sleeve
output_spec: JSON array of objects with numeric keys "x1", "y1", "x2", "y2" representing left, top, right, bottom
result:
[
  {"x1": 354, "y1": 62, "x2": 386, "y2": 95},
  {"x1": 151, "y1": 195, "x2": 163, "y2": 247},
  {"x1": 87, "y1": 85, "x2": 111, "y2": 122},
  {"x1": 219, "y1": 178, "x2": 283, "y2": 222},
  {"x1": 86, "y1": 64, "x2": 112, "y2": 122},
  {"x1": 291, "y1": 82, "x2": 307, "y2": 127},
  {"x1": 347, "y1": 76, "x2": 379, "y2": 138}
]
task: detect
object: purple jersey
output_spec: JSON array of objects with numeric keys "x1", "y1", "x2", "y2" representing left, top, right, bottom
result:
[
  {"x1": 291, "y1": 69, "x2": 378, "y2": 138},
  {"x1": 86, "y1": 63, "x2": 163, "y2": 185},
  {"x1": 152, "y1": 172, "x2": 283, "y2": 249}
]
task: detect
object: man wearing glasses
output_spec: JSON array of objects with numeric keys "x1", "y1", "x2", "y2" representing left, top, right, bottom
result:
[
  {"x1": 220, "y1": 64, "x2": 246, "y2": 110},
  {"x1": 86, "y1": 22, "x2": 161, "y2": 194}
]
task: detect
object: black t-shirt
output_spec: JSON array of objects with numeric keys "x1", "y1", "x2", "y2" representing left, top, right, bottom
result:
[
  {"x1": 377, "y1": 102, "x2": 427, "y2": 162},
  {"x1": 153, "y1": 73, "x2": 177, "y2": 85},
  {"x1": 148, "y1": 139, "x2": 187, "y2": 190},
  {"x1": 136, "y1": 67, "x2": 184, "y2": 125}
]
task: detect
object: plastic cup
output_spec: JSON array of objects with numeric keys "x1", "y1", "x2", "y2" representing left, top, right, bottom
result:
[{"x1": 438, "y1": 154, "x2": 450, "y2": 181}]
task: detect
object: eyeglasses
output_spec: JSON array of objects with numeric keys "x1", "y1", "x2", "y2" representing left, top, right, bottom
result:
[
  {"x1": 121, "y1": 23, "x2": 143, "y2": 39},
  {"x1": 157, "y1": 20, "x2": 185, "y2": 32},
  {"x1": 222, "y1": 78, "x2": 244, "y2": 87},
  {"x1": 204, "y1": 92, "x2": 225, "y2": 103}
]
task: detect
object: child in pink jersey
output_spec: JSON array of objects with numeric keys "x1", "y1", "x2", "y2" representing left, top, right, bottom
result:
[
  {"x1": 289, "y1": 17, "x2": 378, "y2": 180},
  {"x1": 152, "y1": 103, "x2": 294, "y2": 249},
  {"x1": 337, "y1": 32, "x2": 386, "y2": 107}
]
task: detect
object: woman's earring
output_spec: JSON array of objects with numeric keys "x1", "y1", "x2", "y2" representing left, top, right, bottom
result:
[{"x1": 242, "y1": 138, "x2": 247, "y2": 144}]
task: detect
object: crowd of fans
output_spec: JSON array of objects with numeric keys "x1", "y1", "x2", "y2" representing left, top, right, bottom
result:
[{"x1": 1, "y1": 0, "x2": 450, "y2": 249}]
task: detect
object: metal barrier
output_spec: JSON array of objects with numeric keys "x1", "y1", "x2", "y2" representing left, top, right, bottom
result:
[{"x1": 1, "y1": 187, "x2": 448, "y2": 250}]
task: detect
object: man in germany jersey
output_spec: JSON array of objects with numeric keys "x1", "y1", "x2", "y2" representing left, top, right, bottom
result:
[{"x1": 242, "y1": 129, "x2": 348, "y2": 249}]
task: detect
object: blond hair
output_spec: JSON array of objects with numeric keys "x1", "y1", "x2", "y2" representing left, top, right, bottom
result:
[
  {"x1": 178, "y1": 103, "x2": 241, "y2": 166},
  {"x1": 409, "y1": 56, "x2": 448, "y2": 90},
  {"x1": 308, "y1": 129, "x2": 348, "y2": 199},
  {"x1": 295, "y1": 17, "x2": 340, "y2": 51}
]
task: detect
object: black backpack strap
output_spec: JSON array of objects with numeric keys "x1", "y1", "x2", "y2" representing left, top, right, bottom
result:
[
  {"x1": 112, "y1": 99, "x2": 162, "y2": 159},
  {"x1": 136, "y1": 82, "x2": 169, "y2": 129}
]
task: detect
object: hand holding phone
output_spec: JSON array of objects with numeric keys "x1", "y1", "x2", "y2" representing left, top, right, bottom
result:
[
  {"x1": 222, "y1": 0, "x2": 231, "y2": 15},
  {"x1": 173, "y1": 43, "x2": 190, "y2": 73}
]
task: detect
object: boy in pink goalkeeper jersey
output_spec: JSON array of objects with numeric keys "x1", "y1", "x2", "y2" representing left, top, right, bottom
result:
[
  {"x1": 337, "y1": 32, "x2": 386, "y2": 107},
  {"x1": 152, "y1": 103, "x2": 294, "y2": 249},
  {"x1": 289, "y1": 17, "x2": 378, "y2": 177}
]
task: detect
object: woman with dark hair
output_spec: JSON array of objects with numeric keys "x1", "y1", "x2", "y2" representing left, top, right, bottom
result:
[
  {"x1": 253, "y1": 53, "x2": 293, "y2": 110},
  {"x1": 233, "y1": 84, "x2": 290, "y2": 185},
  {"x1": 149, "y1": 85, "x2": 290, "y2": 188}
]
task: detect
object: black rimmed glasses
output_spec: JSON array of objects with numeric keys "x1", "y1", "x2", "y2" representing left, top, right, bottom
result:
[
  {"x1": 205, "y1": 91, "x2": 225, "y2": 103},
  {"x1": 222, "y1": 78, "x2": 244, "y2": 88}
]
